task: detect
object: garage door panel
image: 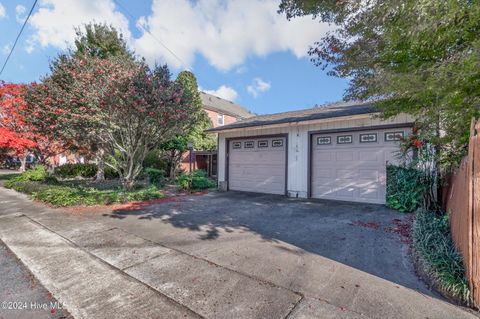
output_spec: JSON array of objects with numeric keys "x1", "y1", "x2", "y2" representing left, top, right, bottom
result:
[
  {"x1": 335, "y1": 151, "x2": 354, "y2": 161},
  {"x1": 311, "y1": 129, "x2": 406, "y2": 204},
  {"x1": 359, "y1": 188, "x2": 381, "y2": 199},
  {"x1": 312, "y1": 168, "x2": 333, "y2": 178},
  {"x1": 229, "y1": 137, "x2": 286, "y2": 195},
  {"x1": 336, "y1": 169, "x2": 357, "y2": 179},
  {"x1": 315, "y1": 152, "x2": 334, "y2": 161},
  {"x1": 359, "y1": 150, "x2": 382, "y2": 162},
  {"x1": 357, "y1": 169, "x2": 380, "y2": 180}
]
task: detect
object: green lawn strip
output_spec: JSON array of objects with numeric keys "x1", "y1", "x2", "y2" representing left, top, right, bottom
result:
[
  {"x1": 5, "y1": 180, "x2": 163, "y2": 207},
  {"x1": 413, "y1": 210, "x2": 471, "y2": 306}
]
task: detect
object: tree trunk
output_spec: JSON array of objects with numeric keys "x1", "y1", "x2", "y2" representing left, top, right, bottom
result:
[
  {"x1": 169, "y1": 149, "x2": 177, "y2": 179},
  {"x1": 95, "y1": 149, "x2": 105, "y2": 181},
  {"x1": 19, "y1": 155, "x2": 27, "y2": 173}
]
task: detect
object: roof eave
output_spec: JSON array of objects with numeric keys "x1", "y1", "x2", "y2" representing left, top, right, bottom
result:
[{"x1": 206, "y1": 112, "x2": 382, "y2": 133}]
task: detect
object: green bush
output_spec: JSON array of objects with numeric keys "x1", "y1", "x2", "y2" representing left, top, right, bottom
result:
[
  {"x1": 413, "y1": 211, "x2": 471, "y2": 305},
  {"x1": 176, "y1": 170, "x2": 216, "y2": 191},
  {"x1": 54, "y1": 163, "x2": 119, "y2": 179},
  {"x1": 29, "y1": 184, "x2": 164, "y2": 207},
  {"x1": 54, "y1": 163, "x2": 97, "y2": 178},
  {"x1": 386, "y1": 164, "x2": 428, "y2": 212},
  {"x1": 5, "y1": 166, "x2": 50, "y2": 188},
  {"x1": 143, "y1": 149, "x2": 168, "y2": 171},
  {"x1": 144, "y1": 167, "x2": 165, "y2": 187},
  {"x1": 104, "y1": 166, "x2": 119, "y2": 179},
  {"x1": 6, "y1": 167, "x2": 163, "y2": 207}
]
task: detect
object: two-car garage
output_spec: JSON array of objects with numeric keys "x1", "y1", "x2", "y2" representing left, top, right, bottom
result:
[{"x1": 213, "y1": 102, "x2": 413, "y2": 205}]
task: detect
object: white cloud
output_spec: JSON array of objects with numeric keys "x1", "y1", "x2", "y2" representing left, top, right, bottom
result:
[
  {"x1": 15, "y1": 4, "x2": 26, "y2": 23},
  {"x1": 2, "y1": 43, "x2": 11, "y2": 55},
  {"x1": 26, "y1": 0, "x2": 131, "y2": 52},
  {"x1": 0, "y1": 2, "x2": 6, "y2": 19},
  {"x1": 23, "y1": 0, "x2": 331, "y2": 71},
  {"x1": 203, "y1": 85, "x2": 238, "y2": 102},
  {"x1": 247, "y1": 78, "x2": 271, "y2": 97},
  {"x1": 134, "y1": 0, "x2": 331, "y2": 70}
]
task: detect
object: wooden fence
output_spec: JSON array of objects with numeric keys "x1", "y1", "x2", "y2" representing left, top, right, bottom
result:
[{"x1": 444, "y1": 118, "x2": 480, "y2": 307}]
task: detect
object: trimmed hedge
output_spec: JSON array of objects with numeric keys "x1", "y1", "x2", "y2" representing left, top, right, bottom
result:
[
  {"x1": 54, "y1": 163, "x2": 119, "y2": 179},
  {"x1": 386, "y1": 164, "x2": 428, "y2": 212}
]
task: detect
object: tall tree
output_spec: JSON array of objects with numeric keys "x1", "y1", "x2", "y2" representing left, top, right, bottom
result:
[
  {"x1": 74, "y1": 23, "x2": 133, "y2": 60},
  {"x1": 279, "y1": 0, "x2": 480, "y2": 168},
  {"x1": 160, "y1": 71, "x2": 216, "y2": 178},
  {"x1": 102, "y1": 63, "x2": 197, "y2": 188},
  {"x1": 25, "y1": 56, "x2": 197, "y2": 188},
  {"x1": 73, "y1": 23, "x2": 134, "y2": 180}
]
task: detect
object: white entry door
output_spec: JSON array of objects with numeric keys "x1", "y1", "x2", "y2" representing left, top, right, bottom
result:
[{"x1": 228, "y1": 137, "x2": 286, "y2": 195}]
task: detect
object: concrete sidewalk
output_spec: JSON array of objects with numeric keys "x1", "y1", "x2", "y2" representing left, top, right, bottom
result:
[
  {"x1": 0, "y1": 212, "x2": 309, "y2": 319},
  {"x1": 0, "y1": 186, "x2": 478, "y2": 319}
]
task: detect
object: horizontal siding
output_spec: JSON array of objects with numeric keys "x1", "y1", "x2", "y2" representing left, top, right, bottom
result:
[{"x1": 217, "y1": 113, "x2": 413, "y2": 198}]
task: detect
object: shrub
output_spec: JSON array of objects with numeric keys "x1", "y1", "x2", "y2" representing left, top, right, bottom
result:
[
  {"x1": 413, "y1": 210, "x2": 471, "y2": 305},
  {"x1": 125, "y1": 186, "x2": 164, "y2": 201},
  {"x1": 386, "y1": 164, "x2": 428, "y2": 212},
  {"x1": 143, "y1": 149, "x2": 168, "y2": 171},
  {"x1": 191, "y1": 170, "x2": 216, "y2": 190},
  {"x1": 176, "y1": 170, "x2": 216, "y2": 191},
  {"x1": 54, "y1": 163, "x2": 119, "y2": 179},
  {"x1": 54, "y1": 163, "x2": 97, "y2": 178},
  {"x1": 5, "y1": 166, "x2": 49, "y2": 188},
  {"x1": 30, "y1": 184, "x2": 163, "y2": 207},
  {"x1": 144, "y1": 167, "x2": 165, "y2": 187},
  {"x1": 104, "y1": 166, "x2": 119, "y2": 179}
]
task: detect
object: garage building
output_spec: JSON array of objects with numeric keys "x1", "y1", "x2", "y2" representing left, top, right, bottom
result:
[{"x1": 208, "y1": 101, "x2": 413, "y2": 204}]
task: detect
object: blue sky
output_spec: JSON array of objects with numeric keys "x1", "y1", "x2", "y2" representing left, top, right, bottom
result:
[{"x1": 0, "y1": 0, "x2": 348, "y2": 115}]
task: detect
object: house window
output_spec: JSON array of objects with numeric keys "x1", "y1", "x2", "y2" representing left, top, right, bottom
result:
[
  {"x1": 258, "y1": 140, "x2": 268, "y2": 148},
  {"x1": 232, "y1": 141, "x2": 242, "y2": 149},
  {"x1": 385, "y1": 131, "x2": 404, "y2": 141},
  {"x1": 244, "y1": 141, "x2": 254, "y2": 148},
  {"x1": 218, "y1": 114, "x2": 225, "y2": 126},
  {"x1": 359, "y1": 133, "x2": 377, "y2": 143},
  {"x1": 337, "y1": 135, "x2": 353, "y2": 144},
  {"x1": 317, "y1": 136, "x2": 331, "y2": 145}
]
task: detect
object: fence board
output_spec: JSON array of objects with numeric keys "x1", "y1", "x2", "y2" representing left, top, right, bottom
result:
[
  {"x1": 445, "y1": 118, "x2": 479, "y2": 307},
  {"x1": 473, "y1": 122, "x2": 480, "y2": 305}
]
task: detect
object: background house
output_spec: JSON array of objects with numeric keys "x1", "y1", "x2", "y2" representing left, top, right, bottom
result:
[{"x1": 180, "y1": 92, "x2": 254, "y2": 177}]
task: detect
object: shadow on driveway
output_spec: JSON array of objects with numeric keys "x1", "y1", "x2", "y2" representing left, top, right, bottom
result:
[{"x1": 104, "y1": 191, "x2": 429, "y2": 295}]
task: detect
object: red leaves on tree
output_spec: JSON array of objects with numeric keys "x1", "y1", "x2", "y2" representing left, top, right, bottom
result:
[{"x1": 0, "y1": 127, "x2": 35, "y2": 153}]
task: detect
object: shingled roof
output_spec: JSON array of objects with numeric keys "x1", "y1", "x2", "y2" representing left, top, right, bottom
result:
[
  {"x1": 207, "y1": 101, "x2": 379, "y2": 132},
  {"x1": 200, "y1": 92, "x2": 254, "y2": 119}
]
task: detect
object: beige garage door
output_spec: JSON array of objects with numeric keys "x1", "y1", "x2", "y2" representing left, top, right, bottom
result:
[
  {"x1": 228, "y1": 137, "x2": 286, "y2": 195},
  {"x1": 311, "y1": 129, "x2": 407, "y2": 204}
]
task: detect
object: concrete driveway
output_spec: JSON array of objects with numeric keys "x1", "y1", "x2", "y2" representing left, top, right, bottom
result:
[
  {"x1": 0, "y1": 187, "x2": 477, "y2": 319},
  {"x1": 94, "y1": 191, "x2": 475, "y2": 318}
]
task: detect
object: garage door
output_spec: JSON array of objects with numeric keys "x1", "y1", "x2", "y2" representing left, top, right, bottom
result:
[
  {"x1": 228, "y1": 137, "x2": 286, "y2": 195},
  {"x1": 311, "y1": 129, "x2": 407, "y2": 204}
]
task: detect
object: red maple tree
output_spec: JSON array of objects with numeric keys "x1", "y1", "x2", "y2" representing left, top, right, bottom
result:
[{"x1": 0, "y1": 81, "x2": 66, "y2": 170}]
